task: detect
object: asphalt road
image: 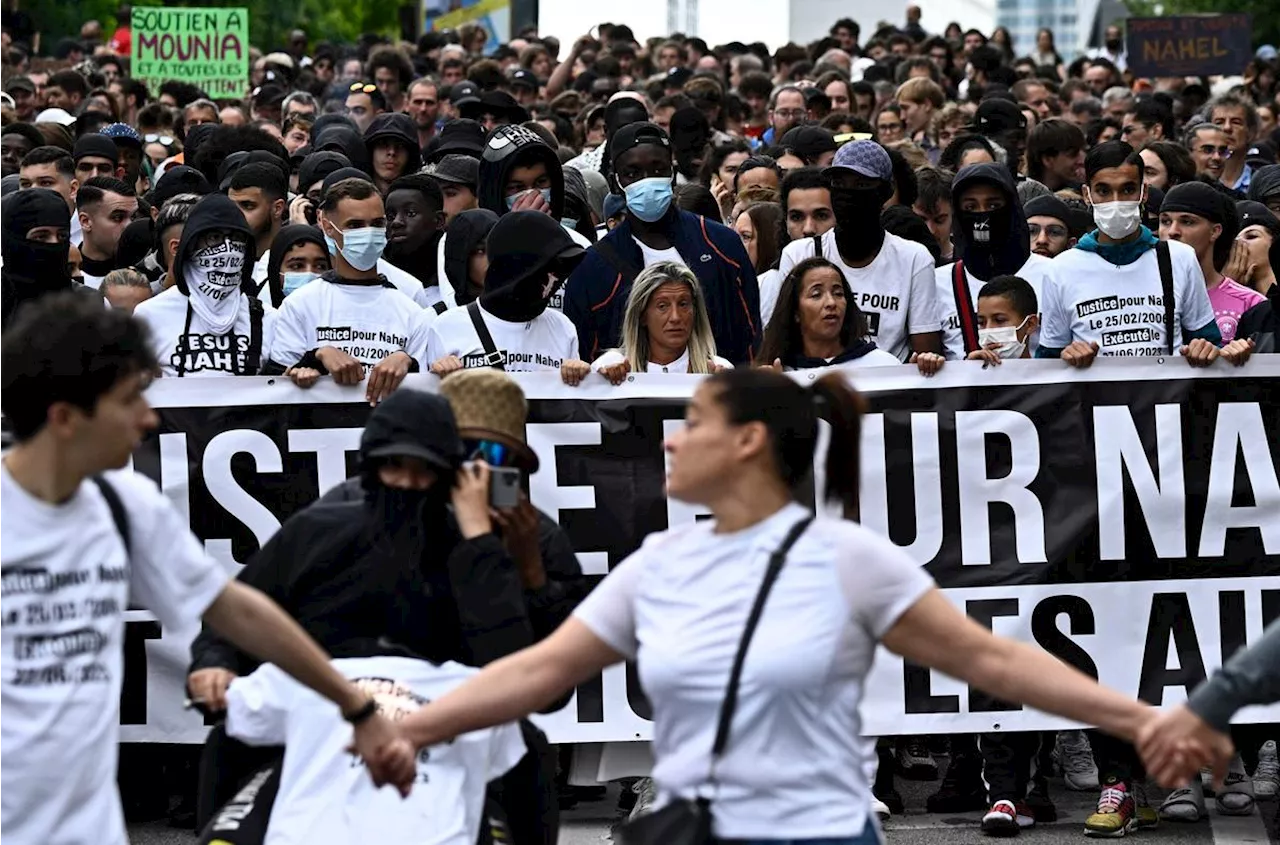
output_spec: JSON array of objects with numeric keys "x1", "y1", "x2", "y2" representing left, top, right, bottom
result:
[{"x1": 128, "y1": 768, "x2": 1278, "y2": 844}]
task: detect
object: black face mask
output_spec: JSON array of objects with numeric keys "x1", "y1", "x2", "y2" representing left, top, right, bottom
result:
[
  {"x1": 830, "y1": 184, "x2": 891, "y2": 262},
  {"x1": 956, "y1": 206, "x2": 1013, "y2": 251},
  {"x1": 1105, "y1": 39, "x2": 1122, "y2": 51},
  {"x1": 482, "y1": 269, "x2": 561, "y2": 323}
]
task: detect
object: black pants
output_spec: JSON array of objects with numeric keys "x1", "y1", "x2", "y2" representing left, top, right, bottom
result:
[
  {"x1": 980, "y1": 732, "x2": 1043, "y2": 803},
  {"x1": 196, "y1": 725, "x2": 282, "y2": 832},
  {"x1": 1089, "y1": 730, "x2": 1145, "y2": 784}
]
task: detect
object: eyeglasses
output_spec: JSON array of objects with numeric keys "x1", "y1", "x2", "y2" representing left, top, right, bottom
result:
[
  {"x1": 772, "y1": 108, "x2": 806, "y2": 119},
  {"x1": 467, "y1": 439, "x2": 514, "y2": 467},
  {"x1": 1196, "y1": 145, "x2": 1232, "y2": 158},
  {"x1": 350, "y1": 82, "x2": 377, "y2": 94},
  {"x1": 878, "y1": 121, "x2": 904, "y2": 132},
  {"x1": 144, "y1": 133, "x2": 175, "y2": 146},
  {"x1": 1028, "y1": 223, "x2": 1068, "y2": 239}
]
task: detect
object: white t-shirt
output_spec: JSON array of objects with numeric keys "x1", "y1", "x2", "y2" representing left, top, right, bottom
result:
[
  {"x1": 82, "y1": 271, "x2": 106, "y2": 290},
  {"x1": 757, "y1": 268, "x2": 784, "y2": 329},
  {"x1": 778, "y1": 231, "x2": 940, "y2": 361},
  {"x1": 574, "y1": 502, "x2": 933, "y2": 840},
  {"x1": 376, "y1": 257, "x2": 434, "y2": 308},
  {"x1": 269, "y1": 279, "x2": 434, "y2": 372},
  {"x1": 633, "y1": 237, "x2": 684, "y2": 271},
  {"x1": 133, "y1": 286, "x2": 278, "y2": 377},
  {"x1": 225, "y1": 656, "x2": 525, "y2": 845},
  {"x1": 1039, "y1": 240, "x2": 1216, "y2": 356},
  {"x1": 591, "y1": 348, "x2": 734, "y2": 374},
  {"x1": 425, "y1": 302, "x2": 578, "y2": 372},
  {"x1": 935, "y1": 254, "x2": 1051, "y2": 359},
  {"x1": 1, "y1": 466, "x2": 229, "y2": 845}
]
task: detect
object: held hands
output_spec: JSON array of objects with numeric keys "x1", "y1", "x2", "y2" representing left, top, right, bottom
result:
[
  {"x1": 316, "y1": 346, "x2": 364, "y2": 385},
  {"x1": 1062, "y1": 340, "x2": 1099, "y2": 368},
  {"x1": 350, "y1": 710, "x2": 418, "y2": 797},
  {"x1": 186, "y1": 667, "x2": 238, "y2": 712},
  {"x1": 367, "y1": 351, "x2": 412, "y2": 406},
  {"x1": 288, "y1": 195, "x2": 315, "y2": 225},
  {"x1": 1219, "y1": 338, "x2": 1255, "y2": 367},
  {"x1": 965, "y1": 347, "x2": 1003, "y2": 368},
  {"x1": 911, "y1": 351, "x2": 945, "y2": 375},
  {"x1": 1136, "y1": 704, "x2": 1235, "y2": 789}
]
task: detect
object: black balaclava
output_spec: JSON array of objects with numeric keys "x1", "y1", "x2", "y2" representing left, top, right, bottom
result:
[
  {"x1": 827, "y1": 141, "x2": 895, "y2": 263},
  {"x1": 1, "y1": 188, "x2": 73, "y2": 325},
  {"x1": 443, "y1": 208, "x2": 499, "y2": 305},
  {"x1": 951, "y1": 163, "x2": 1029, "y2": 280},
  {"x1": 480, "y1": 210, "x2": 584, "y2": 322}
]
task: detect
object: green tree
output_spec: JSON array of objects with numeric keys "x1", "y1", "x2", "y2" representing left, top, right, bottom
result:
[
  {"x1": 1124, "y1": 0, "x2": 1278, "y2": 54},
  {"x1": 27, "y1": 0, "x2": 400, "y2": 54}
]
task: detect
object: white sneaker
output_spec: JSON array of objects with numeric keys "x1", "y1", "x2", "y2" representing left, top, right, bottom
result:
[
  {"x1": 1216, "y1": 770, "x2": 1256, "y2": 816},
  {"x1": 1254, "y1": 741, "x2": 1278, "y2": 799},
  {"x1": 872, "y1": 797, "x2": 891, "y2": 822},
  {"x1": 1159, "y1": 780, "x2": 1207, "y2": 821},
  {"x1": 1056, "y1": 730, "x2": 1099, "y2": 791},
  {"x1": 626, "y1": 778, "x2": 657, "y2": 821}
]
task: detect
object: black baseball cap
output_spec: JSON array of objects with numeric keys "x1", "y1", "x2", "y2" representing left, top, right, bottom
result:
[
  {"x1": 968, "y1": 98, "x2": 1027, "y2": 135},
  {"x1": 509, "y1": 68, "x2": 538, "y2": 90},
  {"x1": 447, "y1": 81, "x2": 481, "y2": 106},
  {"x1": 779, "y1": 125, "x2": 837, "y2": 162},
  {"x1": 426, "y1": 154, "x2": 479, "y2": 189},
  {"x1": 609, "y1": 122, "x2": 671, "y2": 167}
]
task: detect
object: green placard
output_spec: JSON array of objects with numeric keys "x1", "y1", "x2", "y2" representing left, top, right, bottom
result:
[{"x1": 131, "y1": 7, "x2": 249, "y2": 99}]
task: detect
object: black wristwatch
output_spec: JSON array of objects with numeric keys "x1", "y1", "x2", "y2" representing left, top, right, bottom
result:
[{"x1": 343, "y1": 698, "x2": 379, "y2": 725}]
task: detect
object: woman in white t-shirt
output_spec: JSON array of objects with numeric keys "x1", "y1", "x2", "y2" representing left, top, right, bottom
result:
[
  {"x1": 560, "y1": 261, "x2": 733, "y2": 385},
  {"x1": 759, "y1": 257, "x2": 902, "y2": 370},
  {"x1": 399, "y1": 367, "x2": 1159, "y2": 845}
]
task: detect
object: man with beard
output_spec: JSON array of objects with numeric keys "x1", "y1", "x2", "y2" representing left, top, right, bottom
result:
[
  {"x1": 934, "y1": 163, "x2": 1052, "y2": 360},
  {"x1": 76, "y1": 176, "x2": 138, "y2": 289},
  {"x1": 385, "y1": 174, "x2": 451, "y2": 308},
  {"x1": 778, "y1": 140, "x2": 942, "y2": 360},
  {"x1": 427, "y1": 211, "x2": 581, "y2": 374},
  {"x1": 227, "y1": 162, "x2": 287, "y2": 297},
  {"x1": 131, "y1": 193, "x2": 275, "y2": 377},
  {"x1": 1024, "y1": 194, "x2": 1079, "y2": 259},
  {"x1": 0, "y1": 188, "x2": 77, "y2": 327}
]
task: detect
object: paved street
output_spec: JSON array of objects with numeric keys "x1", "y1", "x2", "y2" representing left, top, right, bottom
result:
[{"x1": 128, "y1": 766, "x2": 1278, "y2": 845}]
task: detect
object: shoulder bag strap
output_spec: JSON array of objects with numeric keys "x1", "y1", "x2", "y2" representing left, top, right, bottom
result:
[
  {"x1": 709, "y1": 514, "x2": 815, "y2": 759},
  {"x1": 811, "y1": 233, "x2": 823, "y2": 259},
  {"x1": 176, "y1": 303, "x2": 195, "y2": 378},
  {"x1": 91, "y1": 475, "x2": 131, "y2": 558},
  {"x1": 467, "y1": 301, "x2": 507, "y2": 371},
  {"x1": 243, "y1": 297, "x2": 265, "y2": 375},
  {"x1": 593, "y1": 235, "x2": 643, "y2": 283},
  {"x1": 952, "y1": 260, "x2": 981, "y2": 355},
  {"x1": 1156, "y1": 240, "x2": 1175, "y2": 355}
]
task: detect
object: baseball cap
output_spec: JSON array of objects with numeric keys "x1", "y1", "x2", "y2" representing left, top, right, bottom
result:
[
  {"x1": 447, "y1": 81, "x2": 481, "y2": 107},
  {"x1": 427, "y1": 118, "x2": 486, "y2": 162},
  {"x1": 36, "y1": 108, "x2": 77, "y2": 127},
  {"x1": 665, "y1": 67, "x2": 692, "y2": 88},
  {"x1": 779, "y1": 125, "x2": 837, "y2": 162},
  {"x1": 824, "y1": 139, "x2": 892, "y2": 181},
  {"x1": 101, "y1": 122, "x2": 142, "y2": 149},
  {"x1": 360, "y1": 390, "x2": 465, "y2": 473},
  {"x1": 509, "y1": 68, "x2": 538, "y2": 89},
  {"x1": 425, "y1": 154, "x2": 479, "y2": 189},
  {"x1": 968, "y1": 98, "x2": 1027, "y2": 135},
  {"x1": 4, "y1": 76, "x2": 35, "y2": 95},
  {"x1": 609, "y1": 122, "x2": 670, "y2": 167},
  {"x1": 1246, "y1": 141, "x2": 1277, "y2": 168}
]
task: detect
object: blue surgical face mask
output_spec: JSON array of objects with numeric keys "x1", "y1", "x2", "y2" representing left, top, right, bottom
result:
[
  {"x1": 282, "y1": 270, "x2": 319, "y2": 296},
  {"x1": 622, "y1": 177, "x2": 673, "y2": 222},
  {"x1": 505, "y1": 188, "x2": 554, "y2": 211},
  {"x1": 324, "y1": 225, "x2": 386, "y2": 272}
]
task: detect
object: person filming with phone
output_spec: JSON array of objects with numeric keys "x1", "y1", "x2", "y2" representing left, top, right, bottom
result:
[{"x1": 186, "y1": 384, "x2": 585, "y2": 839}]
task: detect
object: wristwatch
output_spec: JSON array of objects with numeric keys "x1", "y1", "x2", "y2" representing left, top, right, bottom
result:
[{"x1": 343, "y1": 697, "x2": 379, "y2": 725}]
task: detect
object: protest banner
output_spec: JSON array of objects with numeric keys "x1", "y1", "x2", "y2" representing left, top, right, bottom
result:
[
  {"x1": 1126, "y1": 14, "x2": 1253, "y2": 78},
  {"x1": 422, "y1": 0, "x2": 510, "y2": 53},
  {"x1": 115, "y1": 360, "x2": 1280, "y2": 744},
  {"x1": 131, "y1": 7, "x2": 249, "y2": 99}
]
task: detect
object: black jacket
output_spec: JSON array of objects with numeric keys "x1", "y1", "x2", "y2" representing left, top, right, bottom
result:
[
  {"x1": 1238, "y1": 285, "x2": 1278, "y2": 353},
  {"x1": 189, "y1": 479, "x2": 586, "y2": 677}
]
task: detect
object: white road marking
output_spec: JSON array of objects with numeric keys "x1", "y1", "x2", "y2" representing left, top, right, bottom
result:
[{"x1": 1209, "y1": 811, "x2": 1272, "y2": 845}]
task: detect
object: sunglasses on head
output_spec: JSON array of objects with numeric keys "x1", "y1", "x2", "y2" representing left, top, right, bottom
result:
[
  {"x1": 144, "y1": 133, "x2": 175, "y2": 146},
  {"x1": 350, "y1": 82, "x2": 377, "y2": 94},
  {"x1": 466, "y1": 439, "x2": 514, "y2": 467}
]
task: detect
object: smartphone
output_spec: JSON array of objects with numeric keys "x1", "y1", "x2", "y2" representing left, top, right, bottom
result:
[{"x1": 489, "y1": 466, "x2": 521, "y2": 509}]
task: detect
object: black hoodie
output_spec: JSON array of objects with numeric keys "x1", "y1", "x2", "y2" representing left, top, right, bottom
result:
[
  {"x1": 174, "y1": 193, "x2": 256, "y2": 297},
  {"x1": 478, "y1": 124, "x2": 565, "y2": 220},
  {"x1": 312, "y1": 125, "x2": 372, "y2": 176},
  {"x1": 265, "y1": 223, "x2": 328, "y2": 308},
  {"x1": 480, "y1": 210, "x2": 584, "y2": 322},
  {"x1": 364, "y1": 113, "x2": 422, "y2": 177},
  {"x1": 950, "y1": 162, "x2": 1030, "y2": 281},
  {"x1": 443, "y1": 208, "x2": 499, "y2": 305},
  {"x1": 1, "y1": 188, "x2": 75, "y2": 327}
]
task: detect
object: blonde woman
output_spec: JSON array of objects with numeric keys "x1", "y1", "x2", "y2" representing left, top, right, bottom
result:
[{"x1": 561, "y1": 261, "x2": 733, "y2": 385}]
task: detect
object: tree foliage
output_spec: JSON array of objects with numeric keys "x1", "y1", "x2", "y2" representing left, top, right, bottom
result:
[
  {"x1": 29, "y1": 0, "x2": 400, "y2": 55},
  {"x1": 1124, "y1": 0, "x2": 1279, "y2": 54}
]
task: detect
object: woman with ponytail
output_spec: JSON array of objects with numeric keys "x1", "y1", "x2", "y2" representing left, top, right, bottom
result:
[{"x1": 399, "y1": 368, "x2": 1163, "y2": 845}]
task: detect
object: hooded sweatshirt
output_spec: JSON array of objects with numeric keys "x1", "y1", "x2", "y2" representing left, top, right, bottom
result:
[
  {"x1": 364, "y1": 113, "x2": 422, "y2": 184},
  {"x1": 312, "y1": 125, "x2": 372, "y2": 176},
  {"x1": 266, "y1": 223, "x2": 329, "y2": 309},
  {"x1": 441, "y1": 209, "x2": 498, "y2": 306},
  {"x1": 425, "y1": 211, "x2": 581, "y2": 371},
  {"x1": 1, "y1": 188, "x2": 75, "y2": 327},
  {"x1": 132, "y1": 194, "x2": 275, "y2": 376},
  {"x1": 477, "y1": 124, "x2": 565, "y2": 221},
  {"x1": 934, "y1": 162, "x2": 1049, "y2": 358}
]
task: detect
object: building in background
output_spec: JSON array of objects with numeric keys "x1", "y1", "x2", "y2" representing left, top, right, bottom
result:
[{"x1": 996, "y1": 0, "x2": 1126, "y2": 61}]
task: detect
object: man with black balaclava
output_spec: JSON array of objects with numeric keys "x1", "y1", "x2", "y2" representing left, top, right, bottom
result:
[
  {"x1": 564, "y1": 122, "x2": 760, "y2": 364},
  {"x1": 935, "y1": 163, "x2": 1052, "y2": 360},
  {"x1": 0, "y1": 188, "x2": 77, "y2": 327},
  {"x1": 132, "y1": 193, "x2": 275, "y2": 377},
  {"x1": 778, "y1": 140, "x2": 942, "y2": 360},
  {"x1": 426, "y1": 211, "x2": 582, "y2": 374}
]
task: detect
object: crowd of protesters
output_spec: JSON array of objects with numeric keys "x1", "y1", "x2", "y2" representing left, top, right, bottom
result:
[{"x1": 2, "y1": 5, "x2": 1279, "y2": 844}]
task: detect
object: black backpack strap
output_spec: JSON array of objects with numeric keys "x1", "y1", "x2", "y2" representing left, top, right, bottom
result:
[
  {"x1": 432, "y1": 300, "x2": 448, "y2": 315},
  {"x1": 952, "y1": 260, "x2": 981, "y2": 354},
  {"x1": 467, "y1": 302, "x2": 507, "y2": 370},
  {"x1": 1156, "y1": 240, "x2": 1175, "y2": 354},
  {"x1": 91, "y1": 475, "x2": 131, "y2": 557},
  {"x1": 592, "y1": 236, "x2": 643, "y2": 283},
  {"x1": 243, "y1": 297, "x2": 265, "y2": 375},
  {"x1": 709, "y1": 515, "x2": 814, "y2": 760},
  {"x1": 811, "y1": 233, "x2": 823, "y2": 259}
]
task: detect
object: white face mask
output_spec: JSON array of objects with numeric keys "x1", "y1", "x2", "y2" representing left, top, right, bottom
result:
[
  {"x1": 1087, "y1": 187, "x2": 1144, "y2": 240},
  {"x1": 184, "y1": 236, "x2": 246, "y2": 335},
  {"x1": 978, "y1": 315, "x2": 1030, "y2": 359}
]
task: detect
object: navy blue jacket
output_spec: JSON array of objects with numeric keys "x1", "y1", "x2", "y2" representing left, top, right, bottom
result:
[{"x1": 562, "y1": 209, "x2": 761, "y2": 363}]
